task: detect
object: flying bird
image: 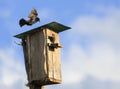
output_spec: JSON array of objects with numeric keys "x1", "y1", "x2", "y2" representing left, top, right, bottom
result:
[{"x1": 19, "y1": 8, "x2": 40, "y2": 27}]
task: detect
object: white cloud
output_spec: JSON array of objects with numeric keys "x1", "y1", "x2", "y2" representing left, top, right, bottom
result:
[
  {"x1": 0, "y1": 48, "x2": 28, "y2": 89},
  {"x1": 61, "y1": 6, "x2": 120, "y2": 85},
  {"x1": 71, "y1": 6, "x2": 120, "y2": 39},
  {"x1": 61, "y1": 43, "x2": 120, "y2": 85}
]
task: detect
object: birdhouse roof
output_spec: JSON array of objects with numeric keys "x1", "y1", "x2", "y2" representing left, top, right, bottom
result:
[{"x1": 14, "y1": 21, "x2": 71, "y2": 39}]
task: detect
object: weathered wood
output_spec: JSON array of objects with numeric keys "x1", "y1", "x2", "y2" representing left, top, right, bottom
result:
[
  {"x1": 30, "y1": 30, "x2": 46, "y2": 82},
  {"x1": 46, "y1": 29, "x2": 62, "y2": 81},
  {"x1": 29, "y1": 84, "x2": 44, "y2": 89},
  {"x1": 22, "y1": 28, "x2": 62, "y2": 87}
]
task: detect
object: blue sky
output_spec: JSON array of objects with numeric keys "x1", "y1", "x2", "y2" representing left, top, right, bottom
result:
[{"x1": 0, "y1": 0, "x2": 120, "y2": 89}]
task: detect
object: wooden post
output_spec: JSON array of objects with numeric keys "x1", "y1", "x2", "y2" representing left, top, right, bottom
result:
[{"x1": 29, "y1": 84, "x2": 44, "y2": 89}]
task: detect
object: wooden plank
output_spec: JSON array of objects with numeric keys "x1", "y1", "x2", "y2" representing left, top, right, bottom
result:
[
  {"x1": 30, "y1": 30, "x2": 47, "y2": 81},
  {"x1": 52, "y1": 32, "x2": 62, "y2": 81},
  {"x1": 27, "y1": 35, "x2": 32, "y2": 82},
  {"x1": 46, "y1": 29, "x2": 62, "y2": 83}
]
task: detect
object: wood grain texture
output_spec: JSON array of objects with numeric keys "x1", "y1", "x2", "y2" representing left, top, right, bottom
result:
[{"x1": 22, "y1": 28, "x2": 62, "y2": 86}]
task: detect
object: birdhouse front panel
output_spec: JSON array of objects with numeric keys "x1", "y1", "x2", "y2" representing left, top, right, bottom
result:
[{"x1": 45, "y1": 28, "x2": 62, "y2": 83}]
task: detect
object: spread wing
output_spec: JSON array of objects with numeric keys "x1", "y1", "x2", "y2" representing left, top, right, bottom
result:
[
  {"x1": 28, "y1": 8, "x2": 38, "y2": 19},
  {"x1": 19, "y1": 18, "x2": 27, "y2": 27}
]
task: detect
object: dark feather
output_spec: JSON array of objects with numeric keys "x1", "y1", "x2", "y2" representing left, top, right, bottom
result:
[{"x1": 19, "y1": 18, "x2": 27, "y2": 27}]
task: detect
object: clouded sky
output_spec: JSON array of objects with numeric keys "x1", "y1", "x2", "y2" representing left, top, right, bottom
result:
[{"x1": 0, "y1": 0, "x2": 120, "y2": 89}]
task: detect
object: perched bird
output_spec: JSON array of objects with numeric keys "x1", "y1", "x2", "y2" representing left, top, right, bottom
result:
[{"x1": 19, "y1": 8, "x2": 40, "y2": 27}]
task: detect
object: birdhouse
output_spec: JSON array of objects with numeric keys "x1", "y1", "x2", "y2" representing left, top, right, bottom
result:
[{"x1": 14, "y1": 22, "x2": 71, "y2": 86}]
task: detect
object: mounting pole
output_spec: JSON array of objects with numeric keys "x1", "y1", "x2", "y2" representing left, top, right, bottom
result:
[{"x1": 30, "y1": 85, "x2": 44, "y2": 89}]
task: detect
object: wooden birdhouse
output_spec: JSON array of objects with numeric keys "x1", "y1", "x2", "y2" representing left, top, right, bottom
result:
[{"x1": 14, "y1": 22, "x2": 71, "y2": 86}]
